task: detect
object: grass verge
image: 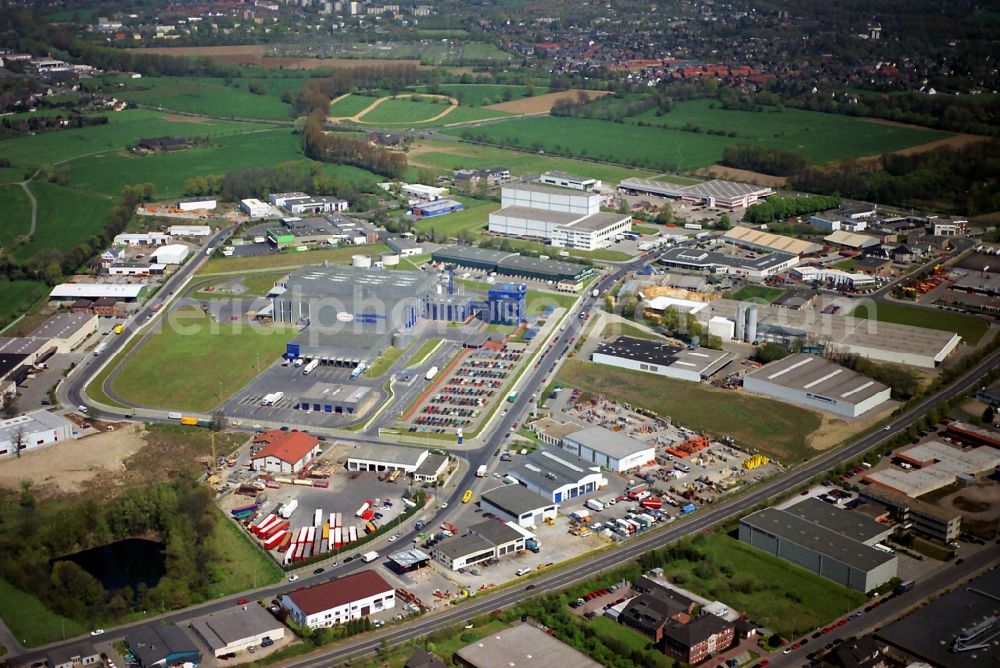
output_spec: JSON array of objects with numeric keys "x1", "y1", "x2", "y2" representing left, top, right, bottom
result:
[
  {"x1": 205, "y1": 512, "x2": 283, "y2": 596},
  {"x1": 728, "y1": 285, "x2": 786, "y2": 303},
  {"x1": 200, "y1": 243, "x2": 392, "y2": 274},
  {"x1": 366, "y1": 346, "x2": 405, "y2": 378},
  {"x1": 0, "y1": 576, "x2": 88, "y2": 647}
]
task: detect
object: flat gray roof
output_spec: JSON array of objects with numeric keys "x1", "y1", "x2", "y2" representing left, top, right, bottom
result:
[
  {"x1": 0, "y1": 336, "x2": 50, "y2": 356},
  {"x1": 431, "y1": 245, "x2": 515, "y2": 265},
  {"x1": 877, "y1": 569, "x2": 1000, "y2": 668},
  {"x1": 593, "y1": 336, "x2": 733, "y2": 377},
  {"x1": 413, "y1": 453, "x2": 448, "y2": 478},
  {"x1": 481, "y1": 484, "x2": 555, "y2": 515},
  {"x1": 469, "y1": 519, "x2": 525, "y2": 545},
  {"x1": 0, "y1": 409, "x2": 73, "y2": 442},
  {"x1": 455, "y1": 622, "x2": 604, "y2": 668},
  {"x1": 619, "y1": 177, "x2": 772, "y2": 201},
  {"x1": 512, "y1": 448, "x2": 602, "y2": 493},
  {"x1": 387, "y1": 548, "x2": 431, "y2": 568},
  {"x1": 189, "y1": 605, "x2": 284, "y2": 652},
  {"x1": 347, "y1": 443, "x2": 427, "y2": 467},
  {"x1": 300, "y1": 382, "x2": 371, "y2": 405},
  {"x1": 29, "y1": 313, "x2": 93, "y2": 340},
  {"x1": 492, "y1": 206, "x2": 581, "y2": 225},
  {"x1": 561, "y1": 211, "x2": 632, "y2": 232},
  {"x1": 658, "y1": 246, "x2": 797, "y2": 272},
  {"x1": 563, "y1": 426, "x2": 653, "y2": 460},
  {"x1": 784, "y1": 498, "x2": 891, "y2": 545},
  {"x1": 542, "y1": 170, "x2": 595, "y2": 183},
  {"x1": 433, "y1": 533, "x2": 494, "y2": 560},
  {"x1": 284, "y1": 265, "x2": 435, "y2": 300},
  {"x1": 744, "y1": 353, "x2": 889, "y2": 406},
  {"x1": 505, "y1": 182, "x2": 597, "y2": 198},
  {"x1": 741, "y1": 507, "x2": 895, "y2": 572},
  {"x1": 497, "y1": 254, "x2": 593, "y2": 280}
]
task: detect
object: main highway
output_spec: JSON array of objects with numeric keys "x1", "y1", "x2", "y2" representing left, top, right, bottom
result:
[{"x1": 36, "y1": 245, "x2": 1000, "y2": 667}]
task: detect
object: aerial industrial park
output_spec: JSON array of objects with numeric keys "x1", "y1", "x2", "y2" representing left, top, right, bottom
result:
[{"x1": 0, "y1": 3, "x2": 998, "y2": 668}]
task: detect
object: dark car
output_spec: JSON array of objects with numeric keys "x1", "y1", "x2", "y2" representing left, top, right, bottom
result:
[
  {"x1": 525, "y1": 584, "x2": 535, "y2": 590},
  {"x1": 344, "y1": 556, "x2": 354, "y2": 563},
  {"x1": 313, "y1": 567, "x2": 325, "y2": 575}
]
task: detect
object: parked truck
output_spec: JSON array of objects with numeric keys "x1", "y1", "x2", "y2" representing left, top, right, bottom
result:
[
  {"x1": 591, "y1": 288, "x2": 600, "y2": 298},
  {"x1": 425, "y1": 366, "x2": 439, "y2": 381},
  {"x1": 476, "y1": 465, "x2": 488, "y2": 478},
  {"x1": 361, "y1": 551, "x2": 379, "y2": 563},
  {"x1": 586, "y1": 499, "x2": 604, "y2": 512},
  {"x1": 893, "y1": 580, "x2": 916, "y2": 596},
  {"x1": 279, "y1": 499, "x2": 298, "y2": 519},
  {"x1": 261, "y1": 391, "x2": 284, "y2": 406},
  {"x1": 180, "y1": 416, "x2": 199, "y2": 426},
  {"x1": 350, "y1": 362, "x2": 367, "y2": 380},
  {"x1": 303, "y1": 359, "x2": 319, "y2": 375},
  {"x1": 93, "y1": 341, "x2": 109, "y2": 357}
]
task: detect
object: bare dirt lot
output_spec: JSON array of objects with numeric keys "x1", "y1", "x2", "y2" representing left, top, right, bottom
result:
[
  {"x1": 127, "y1": 46, "x2": 444, "y2": 71},
  {"x1": 161, "y1": 113, "x2": 210, "y2": 124},
  {"x1": 806, "y1": 401, "x2": 897, "y2": 451},
  {"x1": 698, "y1": 165, "x2": 787, "y2": 188},
  {"x1": 860, "y1": 120, "x2": 990, "y2": 159},
  {"x1": 485, "y1": 89, "x2": 611, "y2": 115},
  {"x1": 0, "y1": 425, "x2": 147, "y2": 497},
  {"x1": 937, "y1": 481, "x2": 1000, "y2": 523}
]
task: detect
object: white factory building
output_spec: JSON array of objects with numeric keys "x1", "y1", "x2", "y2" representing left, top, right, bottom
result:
[
  {"x1": 168, "y1": 224, "x2": 212, "y2": 236},
  {"x1": 792, "y1": 266, "x2": 877, "y2": 288},
  {"x1": 240, "y1": 198, "x2": 273, "y2": 219},
  {"x1": 280, "y1": 571, "x2": 394, "y2": 629},
  {"x1": 742, "y1": 353, "x2": 891, "y2": 419},
  {"x1": 479, "y1": 485, "x2": 559, "y2": 528},
  {"x1": 507, "y1": 448, "x2": 606, "y2": 504},
  {"x1": 346, "y1": 443, "x2": 429, "y2": 474},
  {"x1": 432, "y1": 520, "x2": 534, "y2": 571},
  {"x1": 150, "y1": 244, "x2": 190, "y2": 265},
  {"x1": 488, "y1": 184, "x2": 632, "y2": 250},
  {"x1": 0, "y1": 410, "x2": 76, "y2": 458},
  {"x1": 591, "y1": 336, "x2": 733, "y2": 383},
  {"x1": 176, "y1": 198, "x2": 217, "y2": 212},
  {"x1": 538, "y1": 170, "x2": 602, "y2": 191},
  {"x1": 561, "y1": 426, "x2": 656, "y2": 473},
  {"x1": 400, "y1": 183, "x2": 449, "y2": 200},
  {"x1": 189, "y1": 604, "x2": 285, "y2": 658},
  {"x1": 113, "y1": 232, "x2": 171, "y2": 246}
]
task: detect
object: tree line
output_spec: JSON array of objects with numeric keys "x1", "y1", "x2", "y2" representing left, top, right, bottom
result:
[
  {"x1": 294, "y1": 65, "x2": 421, "y2": 180},
  {"x1": 722, "y1": 145, "x2": 810, "y2": 177},
  {"x1": 0, "y1": 478, "x2": 224, "y2": 623},
  {"x1": 743, "y1": 195, "x2": 841, "y2": 224}
]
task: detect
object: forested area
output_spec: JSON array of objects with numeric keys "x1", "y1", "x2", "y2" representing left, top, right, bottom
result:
[
  {"x1": 722, "y1": 145, "x2": 810, "y2": 177},
  {"x1": 0, "y1": 478, "x2": 223, "y2": 622}
]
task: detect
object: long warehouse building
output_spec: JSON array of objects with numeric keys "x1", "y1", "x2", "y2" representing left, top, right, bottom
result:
[
  {"x1": 431, "y1": 245, "x2": 596, "y2": 284},
  {"x1": 742, "y1": 353, "x2": 891, "y2": 418}
]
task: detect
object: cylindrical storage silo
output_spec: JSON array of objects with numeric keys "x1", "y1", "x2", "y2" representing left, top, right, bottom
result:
[
  {"x1": 735, "y1": 303, "x2": 747, "y2": 342},
  {"x1": 745, "y1": 305, "x2": 758, "y2": 343},
  {"x1": 351, "y1": 254, "x2": 372, "y2": 268}
]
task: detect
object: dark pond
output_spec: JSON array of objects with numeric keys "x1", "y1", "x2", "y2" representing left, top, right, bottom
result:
[{"x1": 54, "y1": 538, "x2": 166, "y2": 590}]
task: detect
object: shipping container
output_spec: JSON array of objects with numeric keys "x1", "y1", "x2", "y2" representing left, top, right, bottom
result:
[
  {"x1": 365, "y1": 521, "x2": 377, "y2": 534},
  {"x1": 314, "y1": 509, "x2": 323, "y2": 527},
  {"x1": 279, "y1": 499, "x2": 298, "y2": 519},
  {"x1": 355, "y1": 501, "x2": 371, "y2": 518},
  {"x1": 349, "y1": 525, "x2": 358, "y2": 542},
  {"x1": 334, "y1": 526, "x2": 342, "y2": 547},
  {"x1": 263, "y1": 520, "x2": 289, "y2": 540},
  {"x1": 425, "y1": 366, "x2": 439, "y2": 381},
  {"x1": 322, "y1": 523, "x2": 330, "y2": 540}
]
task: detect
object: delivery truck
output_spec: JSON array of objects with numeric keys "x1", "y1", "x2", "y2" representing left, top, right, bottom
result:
[
  {"x1": 425, "y1": 366, "x2": 439, "y2": 381},
  {"x1": 586, "y1": 499, "x2": 604, "y2": 512},
  {"x1": 476, "y1": 465, "x2": 488, "y2": 478},
  {"x1": 361, "y1": 551, "x2": 379, "y2": 563},
  {"x1": 303, "y1": 359, "x2": 319, "y2": 375},
  {"x1": 279, "y1": 499, "x2": 298, "y2": 519}
]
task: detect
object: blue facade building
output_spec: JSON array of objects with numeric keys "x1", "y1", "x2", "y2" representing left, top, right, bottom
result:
[{"x1": 487, "y1": 283, "x2": 527, "y2": 325}]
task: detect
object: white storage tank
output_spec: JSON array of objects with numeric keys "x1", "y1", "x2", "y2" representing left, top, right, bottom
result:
[
  {"x1": 381, "y1": 253, "x2": 400, "y2": 266},
  {"x1": 352, "y1": 254, "x2": 372, "y2": 268}
]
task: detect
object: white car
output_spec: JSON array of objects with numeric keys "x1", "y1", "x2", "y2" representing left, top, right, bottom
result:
[
  {"x1": 388, "y1": 534, "x2": 398, "y2": 542},
  {"x1": 439, "y1": 502, "x2": 448, "y2": 509},
  {"x1": 90, "y1": 629, "x2": 105, "y2": 636},
  {"x1": 288, "y1": 574, "x2": 299, "y2": 582}
]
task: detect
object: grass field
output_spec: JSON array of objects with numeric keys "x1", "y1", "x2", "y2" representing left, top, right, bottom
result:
[
  {"x1": 601, "y1": 321, "x2": 663, "y2": 340},
  {"x1": 0, "y1": 109, "x2": 264, "y2": 169},
  {"x1": 630, "y1": 99, "x2": 949, "y2": 165},
  {"x1": 661, "y1": 532, "x2": 865, "y2": 638},
  {"x1": 411, "y1": 197, "x2": 499, "y2": 238},
  {"x1": 631, "y1": 224, "x2": 660, "y2": 235},
  {"x1": 588, "y1": 617, "x2": 673, "y2": 667},
  {"x1": 85, "y1": 334, "x2": 142, "y2": 409},
  {"x1": 0, "y1": 281, "x2": 50, "y2": 329},
  {"x1": 0, "y1": 185, "x2": 31, "y2": 246},
  {"x1": 852, "y1": 301, "x2": 989, "y2": 344},
  {"x1": 355, "y1": 96, "x2": 510, "y2": 127},
  {"x1": 556, "y1": 359, "x2": 822, "y2": 462},
  {"x1": 0, "y1": 166, "x2": 25, "y2": 184},
  {"x1": 14, "y1": 182, "x2": 114, "y2": 260},
  {"x1": 66, "y1": 128, "x2": 307, "y2": 199},
  {"x1": 0, "y1": 577, "x2": 88, "y2": 647},
  {"x1": 110, "y1": 308, "x2": 296, "y2": 411},
  {"x1": 200, "y1": 243, "x2": 392, "y2": 274},
  {"x1": 408, "y1": 337, "x2": 443, "y2": 366},
  {"x1": 365, "y1": 346, "x2": 404, "y2": 378},
  {"x1": 448, "y1": 103, "x2": 949, "y2": 169},
  {"x1": 426, "y1": 84, "x2": 530, "y2": 107},
  {"x1": 526, "y1": 290, "x2": 579, "y2": 315},
  {"x1": 328, "y1": 94, "x2": 380, "y2": 117},
  {"x1": 113, "y1": 76, "x2": 293, "y2": 120},
  {"x1": 204, "y1": 512, "x2": 283, "y2": 597},
  {"x1": 728, "y1": 285, "x2": 786, "y2": 303},
  {"x1": 408, "y1": 138, "x2": 652, "y2": 184}
]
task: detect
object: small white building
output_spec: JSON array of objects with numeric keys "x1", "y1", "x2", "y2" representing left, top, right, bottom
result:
[
  {"x1": 480, "y1": 485, "x2": 558, "y2": 528},
  {"x1": 177, "y1": 199, "x2": 217, "y2": 212},
  {"x1": 240, "y1": 198, "x2": 273, "y2": 219},
  {"x1": 0, "y1": 410, "x2": 76, "y2": 458},
  {"x1": 591, "y1": 336, "x2": 733, "y2": 383},
  {"x1": 250, "y1": 430, "x2": 322, "y2": 474},
  {"x1": 189, "y1": 604, "x2": 285, "y2": 658},
  {"x1": 346, "y1": 443, "x2": 429, "y2": 474},
  {"x1": 280, "y1": 571, "x2": 394, "y2": 629},
  {"x1": 169, "y1": 224, "x2": 212, "y2": 236},
  {"x1": 538, "y1": 170, "x2": 602, "y2": 192},
  {"x1": 113, "y1": 232, "x2": 172, "y2": 246},
  {"x1": 401, "y1": 183, "x2": 449, "y2": 200},
  {"x1": 150, "y1": 244, "x2": 190, "y2": 265},
  {"x1": 508, "y1": 448, "x2": 606, "y2": 504},
  {"x1": 561, "y1": 426, "x2": 656, "y2": 473}
]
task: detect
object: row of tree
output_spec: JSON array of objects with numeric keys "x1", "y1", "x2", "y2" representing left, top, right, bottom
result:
[
  {"x1": 721, "y1": 144, "x2": 811, "y2": 177},
  {"x1": 743, "y1": 194, "x2": 841, "y2": 224}
]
